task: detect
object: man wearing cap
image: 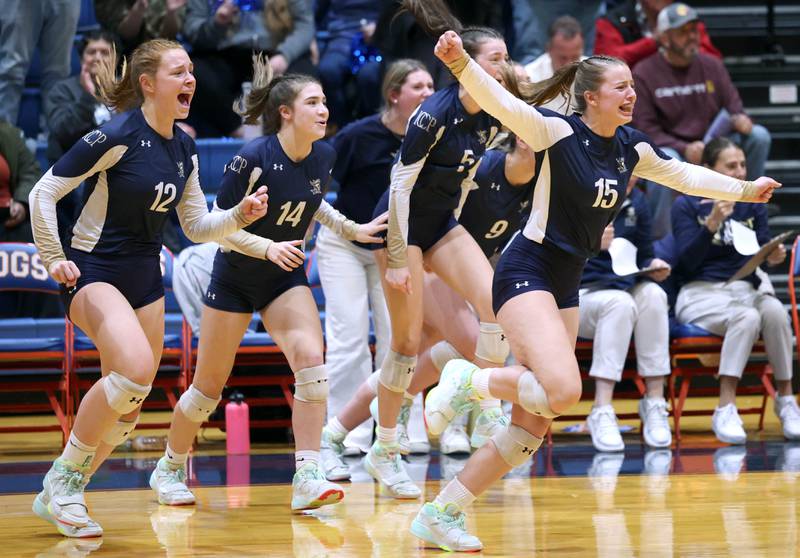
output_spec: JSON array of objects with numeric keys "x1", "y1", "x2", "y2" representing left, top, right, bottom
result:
[
  {"x1": 594, "y1": 0, "x2": 720, "y2": 68},
  {"x1": 631, "y1": 2, "x2": 771, "y2": 238}
]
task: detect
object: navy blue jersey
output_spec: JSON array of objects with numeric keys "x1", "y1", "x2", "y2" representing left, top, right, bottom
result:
[
  {"x1": 672, "y1": 195, "x2": 770, "y2": 286},
  {"x1": 455, "y1": 59, "x2": 759, "y2": 262},
  {"x1": 400, "y1": 83, "x2": 500, "y2": 213},
  {"x1": 330, "y1": 114, "x2": 400, "y2": 227},
  {"x1": 459, "y1": 149, "x2": 533, "y2": 258},
  {"x1": 52, "y1": 109, "x2": 195, "y2": 258},
  {"x1": 581, "y1": 187, "x2": 655, "y2": 289},
  {"x1": 216, "y1": 135, "x2": 336, "y2": 270}
]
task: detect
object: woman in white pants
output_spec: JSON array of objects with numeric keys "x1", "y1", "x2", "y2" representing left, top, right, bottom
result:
[
  {"x1": 317, "y1": 60, "x2": 434, "y2": 453},
  {"x1": 673, "y1": 137, "x2": 800, "y2": 445}
]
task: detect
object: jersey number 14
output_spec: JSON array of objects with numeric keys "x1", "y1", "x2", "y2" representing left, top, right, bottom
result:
[
  {"x1": 592, "y1": 178, "x2": 618, "y2": 209},
  {"x1": 277, "y1": 201, "x2": 307, "y2": 227}
]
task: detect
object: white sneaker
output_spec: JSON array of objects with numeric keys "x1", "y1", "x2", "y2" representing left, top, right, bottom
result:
[
  {"x1": 470, "y1": 406, "x2": 509, "y2": 449},
  {"x1": 291, "y1": 463, "x2": 344, "y2": 511},
  {"x1": 410, "y1": 502, "x2": 483, "y2": 552},
  {"x1": 587, "y1": 405, "x2": 625, "y2": 452},
  {"x1": 32, "y1": 459, "x2": 102, "y2": 538},
  {"x1": 149, "y1": 457, "x2": 195, "y2": 506},
  {"x1": 775, "y1": 396, "x2": 800, "y2": 441},
  {"x1": 424, "y1": 359, "x2": 479, "y2": 436},
  {"x1": 363, "y1": 442, "x2": 421, "y2": 499},
  {"x1": 320, "y1": 427, "x2": 351, "y2": 482},
  {"x1": 712, "y1": 403, "x2": 747, "y2": 445},
  {"x1": 439, "y1": 423, "x2": 471, "y2": 455},
  {"x1": 639, "y1": 397, "x2": 672, "y2": 448}
]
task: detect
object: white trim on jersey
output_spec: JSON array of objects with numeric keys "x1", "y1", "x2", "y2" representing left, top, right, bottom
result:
[
  {"x1": 71, "y1": 169, "x2": 110, "y2": 253},
  {"x1": 522, "y1": 151, "x2": 552, "y2": 243}
]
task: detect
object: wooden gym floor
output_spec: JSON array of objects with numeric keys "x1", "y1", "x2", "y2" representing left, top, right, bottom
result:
[{"x1": 2, "y1": 396, "x2": 799, "y2": 557}]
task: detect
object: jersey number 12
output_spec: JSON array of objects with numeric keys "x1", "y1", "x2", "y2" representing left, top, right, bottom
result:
[
  {"x1": 592, "y1": 178, "x2": 618, "y2": 209},
  {"x1": 150, "y1": 182, "x2": 177, "y2": 212}
]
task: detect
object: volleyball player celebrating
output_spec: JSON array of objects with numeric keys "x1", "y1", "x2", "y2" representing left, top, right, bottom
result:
[
  {"x1": 363, "y1": 0, "x2": 512, "y2": 499},
  {"x1": 414, "y1": 30, "x2": 779, "y2": 551},
  {"x1": 29, "y1": 40, "x2": 268, "y2": 538},
  {"x1": 149, "y1": 55, "x2": 387, "y2": 512}
]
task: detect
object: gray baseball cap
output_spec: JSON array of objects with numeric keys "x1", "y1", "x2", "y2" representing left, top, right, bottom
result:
[{"x1": 656, "y1": 3, "x2": 699, "y2": 33}]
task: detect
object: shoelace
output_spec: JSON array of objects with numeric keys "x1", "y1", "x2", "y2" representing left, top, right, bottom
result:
[
  {"x1": 596, "y1": 409, "x2": 618, "y2": 435},
  {"x1": 645, "y1": 401, "x2": 668, "y2": 423}
]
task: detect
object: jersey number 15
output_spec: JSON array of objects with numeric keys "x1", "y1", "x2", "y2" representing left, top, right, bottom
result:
[{"x1": 592, "y1": 178, "x2": 618, "y2": 209}]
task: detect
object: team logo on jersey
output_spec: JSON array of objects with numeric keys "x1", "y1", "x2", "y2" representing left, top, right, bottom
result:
[
  {"x1": 141, "y1": 140, "x2": 151, "y2": 148},
  {"x1": 616, "y1": 157, "x2": 627, "y2": 173},
  {"x1": 413, "y1": 110, "x2": 437, "y2": 133},
  {"x1": 309, "y1": 178, "x2": 322, "y2": 195},
  {"x1": 176, "y1": 161, "x2": 184, "y2": 178},
  {"x1": 476, "y1": 130, "x2": 488, "y2": 145},
  {"x1": 583, "y1": 139, "x2": 590, "y2": 147},
  {"x1": 82, "y1": 130, "x2": 106, "y2": 146},
  {"x1": 515, "y1": 281, "x2": 530, "y2": 289},
  {"x1": 273, "y1": 163, "x2": 283, "y2": 171},
  {"x1": 490, "y1": 182, "x2": 501, "y2": 191},
  {"x1": 453, "y1": 117, "x2": 464, "y2": 125},
  {"x1": 229, "y1": 156, "x2": 247, "y2": 174},
  {"x1": 519, "y1": 199, "x2": 530, "y2": 211},
  {"x1": 206, "y1": 290, "x2": 216, "y2": 300}
]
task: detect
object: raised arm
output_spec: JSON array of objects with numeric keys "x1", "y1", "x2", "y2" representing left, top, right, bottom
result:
[
  {"x1": 434, "y1": 31, "x2": 572, "y2": 152},
  {"x1": 632, "y1": 141, "x2": 779, "y2": 203}
]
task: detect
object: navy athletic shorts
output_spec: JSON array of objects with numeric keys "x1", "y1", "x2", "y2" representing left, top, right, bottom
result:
[
  {"x1": 371, "y1": 190, "x2": 459, "y2": 253},
  {"x1": 204, "y1": 250, "x2": 308, "y2": 313},
  {"x1": 60, "y1": 248, "x2": 163, "y2": 318},
  {"x1": 492, "y1": 233, "x2": 586, "y2": 314}
]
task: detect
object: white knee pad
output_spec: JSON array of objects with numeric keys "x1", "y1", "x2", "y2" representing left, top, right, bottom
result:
[
  {"x1": 430, "y1": 341, "x2": 463, "y2": 373},
  {"x1": 366, "y1": 369, "x2": 380, "y2": 395},
  {"x1": 103, "y1": 371, "x2": 152, "y2": 415},
  {"x1": 378, "y1": 351, "x2": 416, "y2": 393},
  {"x1": 102, "y1": 417, "x2": 139, "y2": 446},
  {"x1": 294, "y1": 365, "x2": 328, "y2": 403},
  {"x1": 518, "y1": 370, "x2": 558, "y2": 419},
  {"x1": 178, "y1": 384, "x2": 221, "y2": 423},
  {"x1": 475, "y1": 322, "x2": 510, "y2": 364},
  {"x1": 491, "y1": 423, "x2": 543, "y2": 467}
]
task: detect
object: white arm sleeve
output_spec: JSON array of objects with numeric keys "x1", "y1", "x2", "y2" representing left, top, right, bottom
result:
[
  {"x1": 457, "y1": 58, "x2": 573, "y2": 151},
  {"x1": 213, "y1": 201, "x2": 272, "y2": 260},
  {"x1": 176, "y1": 154, "x2": 249, "y2": 243},
  {"x1": 633, "y1": 143, "x2": 760, "y2": 201},
  {"x1": 313, "y1": 199, "x2": 359, "y2": 241},
  {"x1": 28, "y1": 145, "x2": 127, "y2": 270}
]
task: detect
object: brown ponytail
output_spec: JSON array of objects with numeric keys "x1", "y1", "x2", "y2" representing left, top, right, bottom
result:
[{"x1": 95, "y1": 39, "x2": 183, "y2": 112}]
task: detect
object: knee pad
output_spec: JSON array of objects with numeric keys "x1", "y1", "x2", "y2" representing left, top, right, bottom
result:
[
  {"x1": 102, "y1": 416, "x2": 139, "y2": 446},
  {"x1": 366, "y1": 369, "x2": 380, "y2": 394},
  {"x1": 475, "y1": 322, "x2": 510, "y2": 364},
  {"x1": 103, "y1": 371, "x2": 152, "y2": 415},
  {"x1": 294, "y1": 365, "x2": 328, "y2": 403},
  {"x1": 378, "y1": 351, "x2": 416, "y2": 393},
  {"x1": 518, "y1": 370, "x2": 559, "y2": 419},
  {"x1": 178, "y1": 384, "x2": 221, "y2": 423},
  {"x1": 430, "y1": 341, "x2": 463, "y2": 373},
  {"x1": 491, "y1": 424, "x2": 543, "y2": 467}
]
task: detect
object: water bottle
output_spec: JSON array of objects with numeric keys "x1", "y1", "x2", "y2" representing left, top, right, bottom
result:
[{"x1": 225, "y1": 391, "x2": 250, "y2": 455}]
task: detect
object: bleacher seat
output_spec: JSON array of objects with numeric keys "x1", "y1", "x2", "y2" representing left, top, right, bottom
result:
[
  {"x1": 0, "y1": 243, "x2": 71, "y2": 444},
  {"x1": 77, "y1": 0, "x2": 99, "y2": 32}
]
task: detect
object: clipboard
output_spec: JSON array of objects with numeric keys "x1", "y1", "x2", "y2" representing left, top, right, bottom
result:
[{"x1": 727, "y1": 230, "x2": 796, "y2": 283}]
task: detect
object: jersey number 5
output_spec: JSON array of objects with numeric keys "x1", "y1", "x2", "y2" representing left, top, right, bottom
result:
[
  {"x1": 150, "y1": 182, "x2": 177, "y2": 213},
  {"x1": 456, "y1": 150, "x2": 476, "y2": 173},
  {"x1": 277, "y1": 201, "x2": 307, "y2": 227},
  {"x1": 592, "y1": 178, "x2": 618, "y2": 209}
]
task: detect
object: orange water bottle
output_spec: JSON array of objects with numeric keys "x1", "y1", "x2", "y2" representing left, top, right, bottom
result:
[{"x1": 225, "y1": 391, "x2": 250, "y2": 455}]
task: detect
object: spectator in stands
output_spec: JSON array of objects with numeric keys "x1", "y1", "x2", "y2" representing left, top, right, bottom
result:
[
  {"x1": 45, "y1": 30, "x2": 116, "y2": 165},
  {"x1": 511, "y1": 0, "x2": 602, "y2": 65},
  {"x1": 524, "y1": 15, "x2": 585, "y2": 113},
  {"x1": 182, "y1": 0, "x2": 316, "y2": 138},
  {"x1": 316, "y1": 0, "x2": 382, "y2": 132},
  {"x1": 594, "y1": 0, "x2": 719, "y2": 68},
  {"x1": 95, "y1": 0, "x2": 188, "y2": 54},
  {"x1": 0, "y1": 119, "x2": 40, "y2": 243},
  {"x1": 672, "y1": 137, "x2": 800, "y2": 445},
  {"x1": 632, "y1": 2, "x2": 771, "y2": 238},
  {"x1": 579, "y1": 183, "x2": 673, "y2": 453},
  {"x1": 0, "y1": 0, "x2": 80, "y2": 132}
]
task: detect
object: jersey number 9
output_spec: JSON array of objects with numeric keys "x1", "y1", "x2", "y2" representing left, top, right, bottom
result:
[
  {"x1": 592, "y1": 178, "x2": 618, "y2": 209},
  {"x1": 150, "y1": 182, "x2": 178, "y2": 213},
  {"x1": 485, "y1": 220, "x2": 508, "y2": 239}
]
